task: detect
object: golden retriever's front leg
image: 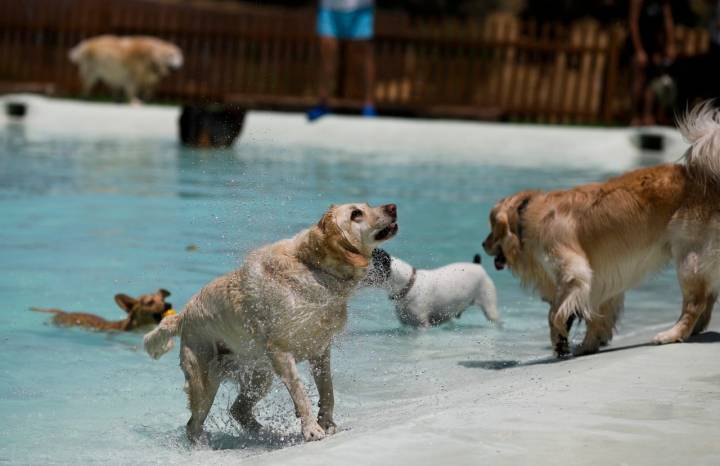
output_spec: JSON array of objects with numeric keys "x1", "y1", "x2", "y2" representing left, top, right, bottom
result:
[
  {"x1": 269, "y1": 350, "x2": 325, "y2": 441},
  {"x1": 549, "y1": 248, "x2": 593, "y2": 357},
  {"x1": 310, "y1": 347, "x2": 337, "y2": 435}
]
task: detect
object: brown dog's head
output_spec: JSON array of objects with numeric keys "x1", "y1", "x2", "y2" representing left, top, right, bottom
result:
[
  {"x1": 114, "y1": 289, "x2": 172, "y2": 330},
  {"x1": 483, "y1": 192, "x2": 536, "y2": 271},
  {"x1": 309, "y1": 203, "x2": 398, "y2": 273}
]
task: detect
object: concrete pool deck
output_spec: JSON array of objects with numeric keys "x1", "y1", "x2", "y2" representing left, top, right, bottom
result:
[{"x1": 251, "y1": 321, "x2": 720, "y2": 466}]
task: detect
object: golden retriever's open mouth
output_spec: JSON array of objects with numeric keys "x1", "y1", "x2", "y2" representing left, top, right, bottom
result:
[
  {"x1": 494, "y1": 250, "x2": 507, "y2": 270},
  {"x1": 375, "y1": 223, "x2": 398, "y2": 241}
]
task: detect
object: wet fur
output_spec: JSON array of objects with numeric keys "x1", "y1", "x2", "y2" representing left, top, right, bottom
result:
[
  {"x1": 484, "y1": 102, "x2": 720, "y2": 356},
  {"x1": 143, "y1": 203, "x2": 397, "y2": 443}
]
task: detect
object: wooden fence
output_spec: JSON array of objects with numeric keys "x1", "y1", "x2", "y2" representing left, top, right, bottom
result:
[{"x1": 0, "y1": 0, "x2": 711, "y2": 124}]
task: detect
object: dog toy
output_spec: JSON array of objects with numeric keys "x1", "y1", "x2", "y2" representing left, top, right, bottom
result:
[{"x1": 161, "y1": 309, "x2": 177, "y2": 319}]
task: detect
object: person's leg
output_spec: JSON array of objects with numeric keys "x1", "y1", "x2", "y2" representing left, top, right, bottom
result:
[
  {"x1": 360, "y1": 39, "x2": 376, "y2": 112},
  {"x1": 319, "y1": 36, "x2": 339, "y2": 105},
  {"x1": 631, "y1": 59, "x2": 648, "y2": 126}
]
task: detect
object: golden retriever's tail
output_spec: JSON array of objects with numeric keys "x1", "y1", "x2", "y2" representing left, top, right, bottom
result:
[
  {"x1": 144, "y1": 313, "x2": 181, "y2": 359},
  {"x1": 678, "y1": 100, "x2": 720, "y2": 184}
]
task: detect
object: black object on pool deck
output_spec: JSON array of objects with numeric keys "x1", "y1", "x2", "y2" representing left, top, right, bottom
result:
[
  {"x1": 5, "y1": 102, "x2": 27, "y2": 119},
  {"x1": 638, "y1": 132, "x2": 664, "y2": 151}
]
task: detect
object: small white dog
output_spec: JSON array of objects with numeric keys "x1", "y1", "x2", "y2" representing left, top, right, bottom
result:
[{"x1": 365, "y1": 249, "x2": 500, "y2": 327}]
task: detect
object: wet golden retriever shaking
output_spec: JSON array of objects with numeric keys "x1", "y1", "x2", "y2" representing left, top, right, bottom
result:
[
  {"x1": 144, "y1": 203, "x2": 398, "y2": 443},
  {"x1": 484, "y1": 102, "x2": 720, "y2": 357},
  {"x1": 69, "y1": 35, "x2": 183, "y2": 104}
]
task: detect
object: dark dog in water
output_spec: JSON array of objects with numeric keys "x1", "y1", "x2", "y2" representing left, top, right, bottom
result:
[{"x1": 31, "y1": 289, "x2": 175, "y2": 332}]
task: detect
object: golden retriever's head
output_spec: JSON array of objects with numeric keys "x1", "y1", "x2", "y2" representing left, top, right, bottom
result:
[
  {"x1": 314, "y1": 203, "x2": 398, "y2": 270},
  {"x1": 483, "y1": 192, "x2": 535, "y2": 271},
  {"x1": 150, "y1": 41, "x2": 184, "y2": 72},
  {"x1": 114, "y1": 288, "x2": 173, "y2": 330}
]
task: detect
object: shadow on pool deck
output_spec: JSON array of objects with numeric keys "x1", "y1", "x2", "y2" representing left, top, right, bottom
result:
[{"x1": 458, "y1": 331, "x2": 720, "y2": 371}]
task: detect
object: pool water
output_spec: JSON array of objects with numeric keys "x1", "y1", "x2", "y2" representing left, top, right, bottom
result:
[{"x1": 0, "y1": 116, "x2": 683, "y2": 464}]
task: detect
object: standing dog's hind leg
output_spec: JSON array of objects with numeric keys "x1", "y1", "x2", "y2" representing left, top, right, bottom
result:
[
  {"x1": 691, "y1": 293, "x2": 716, "y2": 336},
  {"x1": 654, "y1": 255, "x2": 715, "y2": 344},
  {"x1": 181, "y1": 346, "x2": 220, "y2": 443},
  {"x1": 230, "y1": 367, "x2": 273, "y2": 433}
]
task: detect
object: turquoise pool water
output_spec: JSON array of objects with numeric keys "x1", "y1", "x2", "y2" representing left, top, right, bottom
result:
[{"x1": 0, "y1": 120, "x2": 682, "y2": 464}]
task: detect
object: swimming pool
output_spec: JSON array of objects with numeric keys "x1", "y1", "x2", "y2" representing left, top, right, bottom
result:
[{"x1": 0, "y1": 99, "x2": 687, "y2": 464}]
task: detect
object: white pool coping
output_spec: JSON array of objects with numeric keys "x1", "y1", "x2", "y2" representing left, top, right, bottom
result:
[{"x1": 1, "y1": 94, "x2": 688, "y2": 171}]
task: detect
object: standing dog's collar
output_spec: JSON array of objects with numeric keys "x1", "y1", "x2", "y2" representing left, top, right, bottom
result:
[{"x1": 390, "y1": 267, "x2": 417, "y2": 301}]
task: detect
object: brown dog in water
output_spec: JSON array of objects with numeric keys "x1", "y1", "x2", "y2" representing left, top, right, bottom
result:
[{"x1": 31, "y1": 289, "x2": 174, "y2": 332}]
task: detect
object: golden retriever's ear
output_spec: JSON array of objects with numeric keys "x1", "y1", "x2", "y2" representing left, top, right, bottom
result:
[
  {"x1": 497, "y1": 208, "x2": 522, "y2": 263},
  {"x1": 158, "y1": 289, "x2": 171, "y2": 298},
  {"x1": 495, "y1": 212, "x2": 509, "y2": 236},
  {"x1": 114, "y1": 294, "x2": 137, "y2": 313},
  {"x1": 317, "y1": 206, "x2": 336, "y2": 233}
]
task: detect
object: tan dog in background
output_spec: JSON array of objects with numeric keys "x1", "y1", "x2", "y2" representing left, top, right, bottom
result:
[
  {"x1": 69, "y1": 35, "x2": 183, "y2": 104},
  {"x1": 484, "y1": 102, "x2": 720, "y2": 357},
  {"x1": 31, "y1": 289, "x2": 174, "y2": 332},
  {"x1": 144, "y1": 203, "x2": 398, "y2": 443}
]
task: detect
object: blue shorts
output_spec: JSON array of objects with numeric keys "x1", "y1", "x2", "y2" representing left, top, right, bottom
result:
[{"x1": 317, "y1": 7, "x2": 374, "y2": 40}]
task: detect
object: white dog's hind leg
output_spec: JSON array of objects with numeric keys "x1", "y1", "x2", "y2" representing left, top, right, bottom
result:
[{"x1": 474, "y1": 278, "x2": 500, "y2": 324}]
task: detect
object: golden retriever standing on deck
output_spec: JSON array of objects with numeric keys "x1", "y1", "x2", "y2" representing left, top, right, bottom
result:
[
  {"x1": 483, "y1": 103, "x2": 720, "y2": 357},
  {"x1": 69, "y1": 35, "x2": 183, "y2": 104},
  {"x1": 144, "y1": 203, "x2": 398, "y2": 443}
]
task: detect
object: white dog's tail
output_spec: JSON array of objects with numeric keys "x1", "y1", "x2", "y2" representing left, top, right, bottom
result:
[
  {"x1": 678, "y1": 101, "x2": 720, "y2": 184},
  {"x1": 144, "y1": 313, "x2": 181, "y2": 359}
]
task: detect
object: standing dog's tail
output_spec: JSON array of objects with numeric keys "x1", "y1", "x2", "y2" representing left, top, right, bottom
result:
[
  {"x1": 472, "y1": 254, "x2": 482, "y2": 264},
  {"x1": 144, "y1": 313, "x2": 181, "y2": 359},
  {"x1": 678, "y1": 101, "x2": 720, "y2": 184}
]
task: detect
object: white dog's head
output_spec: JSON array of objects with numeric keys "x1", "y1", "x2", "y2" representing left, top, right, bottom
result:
[{"x1": 364, "y1": 248, "x2": 393, "y2": 286}]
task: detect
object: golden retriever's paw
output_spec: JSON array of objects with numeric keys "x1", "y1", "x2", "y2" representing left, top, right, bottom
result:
[
  {"x1": 318, "y1": 417, "x2": 337, "y2": 435},
  {"x1": 573, "y1": 344, "x2": 599, "y2": 357},
  {"x1": 301, "y1": 419, "x2": 326, "y2": 442},
  {"x1": 652, "y1": 329, "x2": 685, "y2": 345},
  {"x1": 554, "y1": 338, "x2": 571, "y2": 358}
]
